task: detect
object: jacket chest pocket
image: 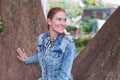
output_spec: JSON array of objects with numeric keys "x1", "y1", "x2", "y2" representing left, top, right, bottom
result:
[
  {"x1": 46, "y1": 48, "x2": 64, "y2": 65},
  {"x1": 51, "y1": 47, "x2": 63, "y2": 58}
]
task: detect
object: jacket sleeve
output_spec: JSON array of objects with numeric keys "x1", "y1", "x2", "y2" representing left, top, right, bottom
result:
[
  {"x1": 24, "y1": 34, "x2": 43, "y2": 64},
  {"x1": 24, "y1": 53, "x2": 39, "y2": 64},
  {"x1": 55, "y1": 42, "x2": 76, "y2": 80}
]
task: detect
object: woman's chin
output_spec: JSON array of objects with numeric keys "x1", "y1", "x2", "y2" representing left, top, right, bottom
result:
[{"x1": 58, "y1": 30, "x2": 64, "y2": 33}]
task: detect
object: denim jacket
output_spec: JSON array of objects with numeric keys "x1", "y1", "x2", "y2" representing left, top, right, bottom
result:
[{"x1": 24, "y1": 32, "x2": 76, "y2": 80}]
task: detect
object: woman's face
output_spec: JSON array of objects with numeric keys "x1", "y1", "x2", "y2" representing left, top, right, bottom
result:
[{"x1": 47, "y1": 11, "x2": 67, "y2": 34}]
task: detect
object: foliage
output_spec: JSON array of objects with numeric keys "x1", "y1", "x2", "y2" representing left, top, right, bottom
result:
[
  {"x1": 66, "y1": 24, "x2": 77, "y2": 32},
  {"x1": 73, "y1": 36, "x2": 92, "y2": 53},
  {"x1": 81, "y1": 0, "x2": 104, "y2": 8},
  {"x1": 48, "y1": 0, "x2": 105, "y2": 19},
  {"x1": 48, "y1": 0, "x2": 82, "y2": 18},
  {"x1": 76, "y1": 46, "x2": 85, "y2": 53},
  {"x1": 79, "y1": 16, "x2": 93, "y2": 32},
  {"x1": 82, "y1": 36, "x2": 92, "y2": 45},
  {"x1": 0, "y1": 20, "x2": 3, "y2": 32},
  {"x1": 73, "y1": 36, "x2": 92, "y2": 47},
  {"x1": 73, "y1": 38, "x2": 84, "y2": 47}
]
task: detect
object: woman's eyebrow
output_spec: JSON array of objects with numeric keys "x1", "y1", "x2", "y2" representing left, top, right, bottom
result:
[{"x1": 56, "y1": 17, "x2": 66, "y2": 18}]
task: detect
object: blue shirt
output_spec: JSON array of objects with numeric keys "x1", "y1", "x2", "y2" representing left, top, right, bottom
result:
[{"x1": 24, "y1": 32, "x2": 76, "y2": 80}]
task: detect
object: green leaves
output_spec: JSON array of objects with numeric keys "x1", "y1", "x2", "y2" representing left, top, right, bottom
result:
[
  {"x1": 48, "y1": 0, "x2": 82, "y2": 18},
  {"x1": 0, "y1": 20, "x2": 3, "y2": 32}
]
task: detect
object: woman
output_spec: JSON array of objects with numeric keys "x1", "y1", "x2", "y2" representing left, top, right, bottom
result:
[{"x1": 17, "y1": 7, "x2": 76, "y2": 80}]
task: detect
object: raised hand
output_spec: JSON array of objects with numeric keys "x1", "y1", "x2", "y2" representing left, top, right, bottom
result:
[{"x1": 16, "y1": 48, "x2": 27, "y2": 62}]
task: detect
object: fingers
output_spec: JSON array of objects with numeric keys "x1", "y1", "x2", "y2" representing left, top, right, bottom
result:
[
  {"x1": 22, "y1": 48, "x2": 26, "y2": 54},
  {"x1": 17, "y1": 55, "x2": 24, "y2": 62},
  {"x1": 17, "y1": 48, "x2": 23, "y2": 54},
  {"x1": 16, "y1": 48, "x2": 27, "y2": 62}
]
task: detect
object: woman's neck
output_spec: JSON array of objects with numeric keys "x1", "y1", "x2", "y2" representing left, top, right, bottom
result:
[{"x1": 49, "y1": 30, "x2": 58, "y2": 40}]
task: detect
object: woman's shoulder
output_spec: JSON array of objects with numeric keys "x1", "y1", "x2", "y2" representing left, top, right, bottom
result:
[
  {"x1": 38, "y1": 32, "x2": 46, "y2": 37},
  {"x1": 38, "y1": 32, "x2": 48, "y2": 43},
  {"x1": 38, "y1": 32, "x2": 48, "y2": 39},
  {"x1": 63, "y1": 34, "x2": 74, "y2": 43}
]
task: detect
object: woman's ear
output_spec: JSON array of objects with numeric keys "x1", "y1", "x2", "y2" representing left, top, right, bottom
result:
[{"x1": 47, "y1": 18, "x2": 51, "y2": 26}]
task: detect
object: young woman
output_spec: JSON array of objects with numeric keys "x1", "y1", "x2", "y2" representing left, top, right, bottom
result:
[{"x1": 17, "y1": 7, "x2": 76, "y2": 80}]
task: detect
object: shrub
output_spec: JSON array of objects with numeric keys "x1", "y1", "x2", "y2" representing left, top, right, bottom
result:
[
  {"x1": 73, "y1": 38, "x2": 84, "y2": 47},
  {"x1": 0, "y1": 20, "x2": 3, "y2": 32},
  {"x1": 73, "y1": 36, "x2": 92, "y2": 53},
  {"x1": 66, "y1": 24, "x2": 77, "y2": 32},
  {"x1": 80, "y1": 16, "x2": 93, "y2": 32},
  {"x1": 82, "y1": 36, "x2": 92, "y2": 45}
]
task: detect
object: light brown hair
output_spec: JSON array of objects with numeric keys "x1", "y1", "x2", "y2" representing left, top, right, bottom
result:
[{"x1": 47, "y1": 7, "x2": 66, "y2": 29}]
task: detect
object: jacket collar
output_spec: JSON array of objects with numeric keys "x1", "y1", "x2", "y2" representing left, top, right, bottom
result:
[{"x1": 42, "y1": 32, "x2": 63, "y2": 46}]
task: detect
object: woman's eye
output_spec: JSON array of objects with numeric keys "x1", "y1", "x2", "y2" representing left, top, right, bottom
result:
[
  {"x1": 64, "y1": 19, "x2": 66, "y2": 22},
  {"x1": 56, "y1": 18, "x2": 62, "y2": 21},
  {"x1": 56, "y1": 18, "x2": 66, "y2": 22}
]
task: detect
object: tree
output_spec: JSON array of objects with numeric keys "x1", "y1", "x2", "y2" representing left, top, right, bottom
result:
[
  {"x1": 0, "y1": 0, "x2": 47, "y2": 80},
  {"x1": 82, "y1": 0, "x2": 104, "y2": 8},
  {"x1": 48, "y1": 0, "x2": 82, "y2": 18},
  {"x1": 72, "y1": 6, "x2": 120, "y2": 80}
]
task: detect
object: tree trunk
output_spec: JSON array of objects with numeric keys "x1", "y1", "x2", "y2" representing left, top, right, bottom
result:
[
  {"x1": 72, "y1": 6, "x2": 120, "y2": 80},
  {"x1": 0, "y1": 0, "x2": 47, "y2": 80}
]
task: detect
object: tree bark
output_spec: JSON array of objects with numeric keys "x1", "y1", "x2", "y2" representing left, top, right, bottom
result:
[
  {"x1": 0, "y1": 0, "x2": 47, "y2": 80},
  {"x1": 72, "y1": 6, "x2": 120, "y2": 80}
]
